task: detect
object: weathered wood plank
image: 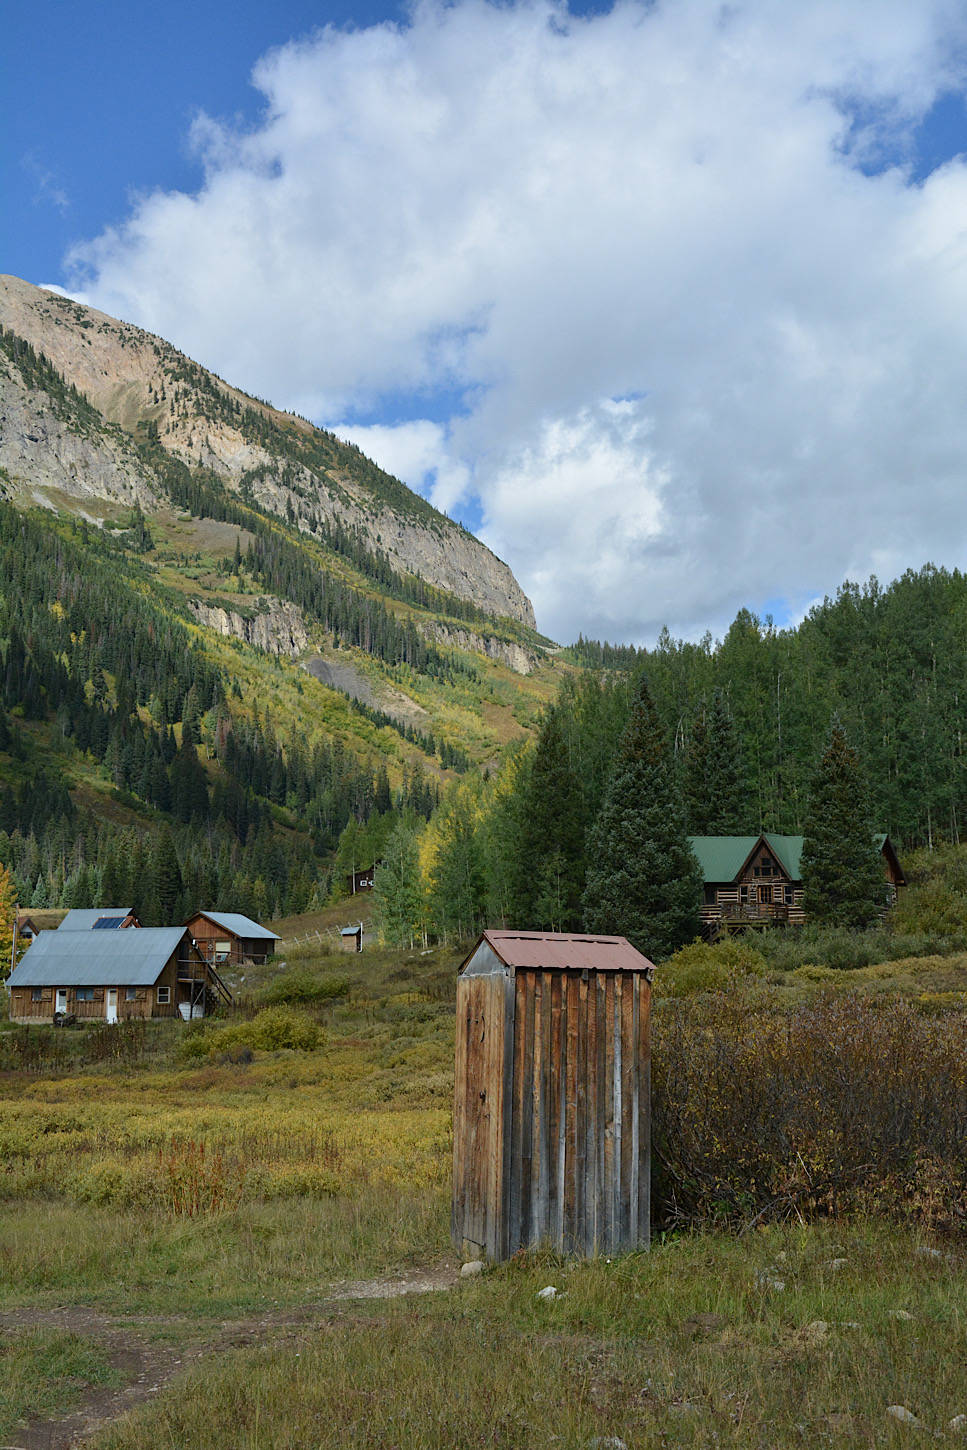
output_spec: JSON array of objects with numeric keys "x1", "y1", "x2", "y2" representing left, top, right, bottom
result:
[
  {"x1": 603, "y1": 970, "x2": 615, "y2": 1255},
  {"x1": 548, "y1": 970, "x2": 563, "y2": 1250},
  {"x1": 638, "y1": 974, "x2": 652, "y2": 1248},
  {"x1": 629, "y1": 973, "x2": 640, "y2": 1245},
  {"x1": 508, "y1": 970, "x2": 528, "y2": 1255},
  {"x1": 572, "y1": 973, "x2": 587, "y2": 1255},
  {"x1": 533, "y1": 971, "x2": 549, "y2": 1247},
  {"x1": 619, "y1": 973, "x2": 634, "y2": 1247}
]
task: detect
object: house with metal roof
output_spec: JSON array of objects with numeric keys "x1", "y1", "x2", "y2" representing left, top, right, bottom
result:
[
  {"x1": 690, "y1": 833, "x2": 905, "y2": 933},
  {"x1": 58, "y1": 908, "x2": 141, "y2": 931},
  {"x1": 7, "y1": 927, "x2": 231, "y2": 1024},
  {"x1": 183, "y1": 911, "x2": 280, "y2": 967}
]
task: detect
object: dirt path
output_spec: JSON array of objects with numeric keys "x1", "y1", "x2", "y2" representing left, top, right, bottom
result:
[{"x1": 0, "y1": 1264, "x2": 461, "y2": 1448}]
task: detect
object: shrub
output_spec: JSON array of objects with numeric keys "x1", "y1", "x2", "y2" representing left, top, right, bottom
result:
[
  {"x1": 177, "y1": 1006, "x2": 321, "y2": 1060},
  {"x1": 652, "y1": 989, "x2": 967, "y2": 1230},
  {"x1": 216, "y1": 1006, "x2": 320, "y2": 1054},
  {"x1": 891, "y1": 876, "x2": 967, "y2": 938},
  {"x1": 655, "y1": 938, "x2": 766, "y2": 997},
  {"x1": 258, "y1": 970, "x2": 351, "y2": 1007}
]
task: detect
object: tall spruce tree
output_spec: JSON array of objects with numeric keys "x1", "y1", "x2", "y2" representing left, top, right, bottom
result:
[
  {"x1": 152, "y1": 826, "x2": 183, "y2": 925},
  {"x1": 511, "y1": 707, "x2": 585, "y2": 930},
  {"x1": 800, "y1": 722, "x2": 885, "y2": 928},
  {"x1": 583, "y1": 676, "x2": 702, "y2": 959},
  {"x1": 685, "y1": 691, "x2": 749, "y2": 834}
]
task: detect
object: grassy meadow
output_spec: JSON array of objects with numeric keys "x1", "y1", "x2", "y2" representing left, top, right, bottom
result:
[{"x1": 3, "y1": 918, "x2": 967, "y2": 1445}]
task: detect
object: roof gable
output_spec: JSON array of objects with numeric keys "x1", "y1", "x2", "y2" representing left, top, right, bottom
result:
[
  {"x1": 8, "y1": 927, "x2": 188, "y2": 987},
  {"x1": 467, "y1": 930, "x2": 655, "y2": 975},
  {"x1": 690, "y1": 834, "x2": 804, "y2": 883},
  {"x1": 187, "y1": 911, "x2": 279, "y2": 941},
  {"x1": 688, "y1": 837, "x2": 761, "y2": 883}
]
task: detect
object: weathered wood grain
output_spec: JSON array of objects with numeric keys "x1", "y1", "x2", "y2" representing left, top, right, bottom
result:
[{"x1": 453, "y1": 935, "x2": 653, "y2": 1262}]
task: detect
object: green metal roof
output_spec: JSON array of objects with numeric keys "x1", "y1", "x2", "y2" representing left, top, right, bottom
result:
[
  {"x1": 688, "y1": 834, "x2": 805, "y2": 883},
  {"x1": 687, "y1": 837, "x2": 761, "y2": 883}
]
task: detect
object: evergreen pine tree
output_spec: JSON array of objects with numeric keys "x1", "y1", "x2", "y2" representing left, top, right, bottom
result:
[
  {"x1": 374, "y1": 763, "x2": 392, "y2": 816},
  {"x1": 800, "y1": 722, "x2": 885, "y2": 928},
  {"x1": 685, "y1": 691, "x2": 749, "y2": 834},
  {"x1": 152, "y1": 826, "x2": 183, "y2": 925},
  {"x1": 511, "y1": 707, "x2": 585, "y2": 930},
  {"x1": 583, "y1": 677, "x2": 702, "y2": 960}
]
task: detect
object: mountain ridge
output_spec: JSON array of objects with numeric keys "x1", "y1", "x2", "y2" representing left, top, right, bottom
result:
[{"x1": 0, "y1": 274, "x2": 535, "y2": 628}]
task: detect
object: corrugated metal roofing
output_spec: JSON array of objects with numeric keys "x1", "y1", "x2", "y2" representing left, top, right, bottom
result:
[
  {"x1": 8, "y1": 927, "x2": 187, "y2": 987},
  {"x1": 688, "y1": 834, "x2": 804, "y2": 882},
  {"x1": 58, "y1": 908, "x2": 133, "y2": 931},
  {"x1": 765, "y1": 834, "x2": 803, "y2": 879},
  {"x1": 479, "y1": 930, "x2": 655, "y2": 974},
  {"x1": 690, "y1": 833, "x2": 893, "y2": 883},
  {"x1": 189, "y1": 911, "x2": 279, "y2": 940},
  {"x1": 687, "y1": 836, "x2": 761, "y2": 882}
]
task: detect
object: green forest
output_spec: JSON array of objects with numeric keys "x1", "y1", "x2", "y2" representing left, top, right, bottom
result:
[{"x1": 370, "y1": 564, "x2": 967, "y2": 952}]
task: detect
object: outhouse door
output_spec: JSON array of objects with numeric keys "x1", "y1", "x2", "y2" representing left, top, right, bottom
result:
[{"x1": 106, "y1": 989, "x2": 118, "y2": 1024}]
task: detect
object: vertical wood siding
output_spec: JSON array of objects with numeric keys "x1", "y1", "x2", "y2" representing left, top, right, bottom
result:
[{"x1": 453, "y1": 966, "x2": 651, "y2": 1260}]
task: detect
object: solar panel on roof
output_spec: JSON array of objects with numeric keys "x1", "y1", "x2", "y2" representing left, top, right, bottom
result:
[{"x1": 92, "y1": 916, "x2": 124, "y2": 929}]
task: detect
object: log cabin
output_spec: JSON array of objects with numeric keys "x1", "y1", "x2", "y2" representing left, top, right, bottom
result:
[
  {"x1": 182, "y1": 911, "x2": 280, "y2": 968},
  {"x1": 690, "y1": 832, "x2": 905, "y2": 931},
  {"x1": 7, "y1": 927, "x2": 231, "y2": 1023}
]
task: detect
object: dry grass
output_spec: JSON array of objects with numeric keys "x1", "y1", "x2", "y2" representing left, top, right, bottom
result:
[
  {"x1": 3, "y1": 938, "x2": 967, "y2": 1446},
  {"x1": 91, "y1": 1222, "x2": 967, "y2": 1448}
]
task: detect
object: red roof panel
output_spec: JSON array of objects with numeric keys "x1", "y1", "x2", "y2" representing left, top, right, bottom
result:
[{"x1": 479, "y1": 930, "x2": 655, "y2": 974}]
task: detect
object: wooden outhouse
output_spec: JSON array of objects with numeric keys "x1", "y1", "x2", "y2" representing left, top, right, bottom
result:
[
  {"x1": 340, "y1": 924, "x2": 363, "y2": 953},
  {"x1": 453, "y1": 930, "x2": 654, "y2": 1263}
]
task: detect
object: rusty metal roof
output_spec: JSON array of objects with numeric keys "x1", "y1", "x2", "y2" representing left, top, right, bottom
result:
[{"x1": 475, "y1": 930, "x2": 655, "y2": 974}]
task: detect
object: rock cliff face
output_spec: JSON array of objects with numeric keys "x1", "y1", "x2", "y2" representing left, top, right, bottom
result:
[
  {"x1": 420, "y1": 621, "x2": 541, "y2": 675},
  {"x1": 0, "y1": 342, "x2": 155, "y2": 511},
  {"x1": 187, "y1": 598, "x2": 310, "y2": 657},
  {"x1": 0, "y1": 275, "x2": 535, "y2": 627}
]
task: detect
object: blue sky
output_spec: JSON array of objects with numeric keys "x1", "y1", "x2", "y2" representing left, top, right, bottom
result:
[{"x1": 5, "y1": 2, "x2": 967, "y2": 644}]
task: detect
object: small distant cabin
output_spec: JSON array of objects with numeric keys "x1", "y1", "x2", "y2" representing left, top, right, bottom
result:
[
  {"x1": 183, "y1": 911, "x2": 280, "y2": 967},
  {"x1": 16, "y1": 916, "x2": 42, "y2": 945},
  {"x1": 340, "y1": 924, "x2": 363, "y2": 954},
  {"x1": 691, "y1": 832, "x2": 906, "y2": 931},
  {"x1": 347, "y1": 865, "x2": 378, "y2": 894},
  {"x1": 454, "y1": 930, "x2": 654, "y2": 1263},
  {"x1": 57, "y1": 908, "x2": 141, "y2": 931},
  {"x1": 8, "y1": 927, "x2": 232, "y2": 1023}
]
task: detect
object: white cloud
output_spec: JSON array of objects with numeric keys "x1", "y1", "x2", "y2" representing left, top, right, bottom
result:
[
  {"x1": 65, "y1": 0, "x2": 967, "y2": 643},
  {"x1": 336, "y1": 418, "x2": 471, "y2": 514}
]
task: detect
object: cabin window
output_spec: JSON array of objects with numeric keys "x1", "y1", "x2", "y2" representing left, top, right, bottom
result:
[
  {"x1": 31, "y1": 988, "x2": 42, "y2": 1002},
  {"x1": 703, "y1": 885, "x2": 716, "y2": 905},
  {"x1": 125, "y1": 988, "x2": 137, "y2": 1001},
  {"x1": 76, "y1": 988, "x2": 95, "y2": 1002},
  {"x1": 740, "y1": 885, "x2": 749, "y2": 903},
  {"x1": 215, "y1": 940, "x2": 231, "y2": 960},
  {"x1": 157, "y1": 986, "x2": 171, "y2": 1004}
]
